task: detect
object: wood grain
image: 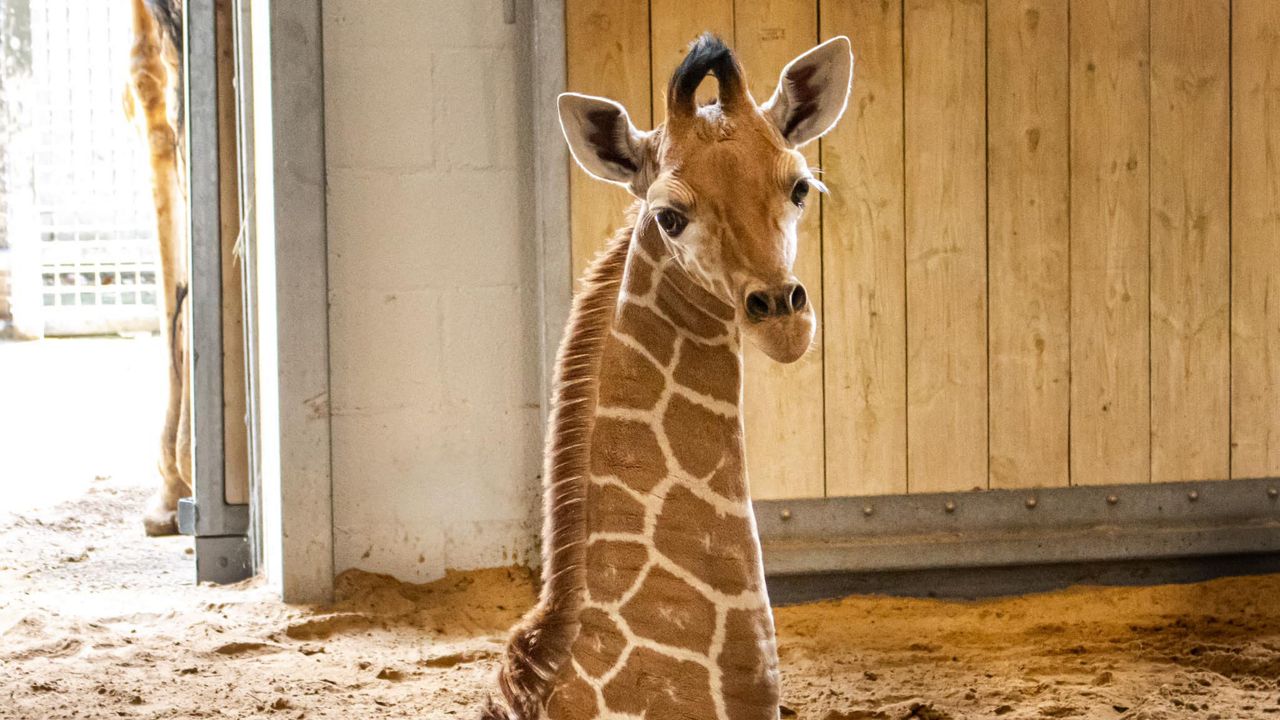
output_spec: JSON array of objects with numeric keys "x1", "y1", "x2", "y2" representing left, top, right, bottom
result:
[
  {"x1": 821, "y1": 0, "x2": 907, "y2": 497},
  {"x1": 986, "y1": 0, "x2": 1070, "y2": 489},
  {"x1": 734, "y1": 0, "x2": 825, "y2": 500},
  {"x1": 1231, "y1": 0, "x2": 1280, "y2": 479},
  {"x1": 904, "y1": 0, "x2": 988, "y2": 493},
  {"x1": 217, "y1": 0, "x2": 248, "y2": 505},
  {"x1": 1150, "y1": 0, "x2": 1231, "y2": 483},
  {"x1": 1069, "y1": 0, "x2": 1150, "y2": 486},
  {"x1": 649, "y1": 0, "x2": 735, "y2": 116},
  {"x1": 565, "y1": 0, "x2": 651, "y2": 282}
]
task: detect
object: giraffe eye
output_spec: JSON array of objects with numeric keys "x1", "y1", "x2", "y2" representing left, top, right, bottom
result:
[
  {"x1": 655, "y1": 208, "x2": 687, "y2": 237},
  {"x1": 790, "y1": 179, "x2": 810, "y2": 207}
]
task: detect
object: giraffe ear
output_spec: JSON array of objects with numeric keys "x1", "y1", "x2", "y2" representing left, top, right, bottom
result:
[
  {"x1": 558, "y1": 93, "x2": 653, "y2": 194},
  {"x1": 761, "y1": 36, "x2": 854, "y2": 148}
]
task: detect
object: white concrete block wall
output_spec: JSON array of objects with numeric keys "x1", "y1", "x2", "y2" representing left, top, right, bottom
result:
[{"x1": 323, "y1": 0, "x2": 543, "y2": 583}]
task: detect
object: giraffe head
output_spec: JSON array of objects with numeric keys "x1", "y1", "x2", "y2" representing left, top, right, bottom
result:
[{"x1": 559, "y1": 34, "x2": 853, "y2": 363}]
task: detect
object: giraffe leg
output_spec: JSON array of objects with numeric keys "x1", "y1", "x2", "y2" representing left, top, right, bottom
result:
[
  {"x1": 144, "y1": 281, "x2": 190, "y2": 536},
  {"x1": 131, "y1": 0, "x2": 191, "y2": 537},
  {"x1": 176, "y1": 294, "x2": 193, "y2": 491}
]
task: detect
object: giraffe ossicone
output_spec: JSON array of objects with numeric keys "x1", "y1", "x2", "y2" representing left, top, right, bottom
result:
[{"x1": 485, "y1": 33, "x2": 854, "y2": 720}]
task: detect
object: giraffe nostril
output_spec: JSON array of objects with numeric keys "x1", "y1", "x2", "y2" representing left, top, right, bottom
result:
[
  {"x1": 745, "y1": 291, "x2": 771, "y2": 321},
  {"x1": 787, "y1": 284, "x2": 807, "y2": 313}
]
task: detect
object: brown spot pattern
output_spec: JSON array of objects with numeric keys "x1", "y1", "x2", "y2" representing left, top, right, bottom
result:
[
  {"x1": 572, "y1": 608, "x2": 628, "y2": 679},
  {"x1": 617, "y1": 302, "x2": 678, "y2": 366},
  {"x1": 587, "y1": 482, "x2": 646, "y2": 535},
  {"x1": 663, "y1": 394, "x2": 740, "y2": 478},
  {"x1": 636, "y1": 219, "x2": 667, "y2": 261},
  {"x1": 619, "y1": 566, "x2": 717, "y2": 655},
  {"x1": 625, "y1": 255, "x2": 654, "y2": 297},
  {"x1": 591, "y1": 417, "x2": 666, "y2": 492},
  {"x1": 707, "y1": 451, "x2": 746, "y2": 501},
  {"x1": 544, "y1": 667, "x2": 598, "y2": 720},
  {"x1": 601, "y1": 647, "x2": 717, "y2": 719},
  {"x1": 718, "y1": 609, "x2": 780, "y2": 720},
  {"x1": 585, "y1": 540, "x2": 648, "y2": 603},
  {"x1": 655, "y1": 276, "x2": 730, "y2": 339},
  {"x1": 599, "y1": 337, "x2": 664, "y2": 410},
  {"x1": 673, "y1": 337, "x2": 740, "y2": 403},
  {"x1": 653, "y1": 485, "x2": 759, "y2": 596}
]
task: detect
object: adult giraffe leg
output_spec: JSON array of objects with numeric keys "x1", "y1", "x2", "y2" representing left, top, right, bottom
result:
[{"x1": 129, "y1": 0, "x2": 191, "y2": 536}]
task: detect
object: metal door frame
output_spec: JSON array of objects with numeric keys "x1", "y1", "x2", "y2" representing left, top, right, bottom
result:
[{"x1": 176, "y1": 0, "x2": 251, "y2": 584}]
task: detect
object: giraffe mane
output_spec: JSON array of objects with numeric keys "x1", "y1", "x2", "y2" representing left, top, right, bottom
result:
[{"x1": 484, "y1": 206, "x2": 638, "y2": 720}]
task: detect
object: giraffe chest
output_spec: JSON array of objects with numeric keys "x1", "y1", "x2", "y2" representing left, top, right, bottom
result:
[
  {"x1": 552, "y1": 340, "x2": 778, "y2": 718},
  {"x1": 563, "y1": 511, "x2": 780, "y2": 720}
]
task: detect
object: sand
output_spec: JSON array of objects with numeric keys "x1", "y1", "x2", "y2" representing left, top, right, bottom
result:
[{"x1": 2, "y1": 479, "x2": 1279, "y2": 720}]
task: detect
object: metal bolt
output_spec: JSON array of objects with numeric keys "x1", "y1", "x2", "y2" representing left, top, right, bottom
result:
[
  {"x1": 218, "y1": 556, "x2": 229, "y2": 568},
  {"x1": 1025, "y1": 497, "x2": 1038, "y2": 509},
  {"x1": 1106, "y1": 494, "x2": 1119, "y2": 505},
  {"x1": 1268, "y1": 487, "x2": 1278, "y2": 500},
  {"x1": 862, "y1": 505, "x2": 874, "y2": 517},
  {"x1": 944, "y1": 500, "x2": 956, "y2": 514},
  {"x1": 1188, "y1": 490, "x2": 1200, "y2": 502},
  {"x1": 780, "y1": 508, "x2": 792, "y2": 521}
]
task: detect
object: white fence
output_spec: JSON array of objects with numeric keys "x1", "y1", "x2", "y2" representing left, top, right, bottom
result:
[{"x1": 3, "y1": 0, "x2": 160, "y2": 337}]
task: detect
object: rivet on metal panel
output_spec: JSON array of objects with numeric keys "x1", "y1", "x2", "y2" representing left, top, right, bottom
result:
[
  {"x1": 1106, "y1": 494, "x2": 1119, "y2": 505},
  {"x1": 1187, "y1": 490, "x2": 1200, "y2": 502},
  {"x1": 1025, "y1": 497, "x2": 1038, "y2": 509},
  {"x1": 862, "y1": 505, "x2": 874, "y2": 517},
  {"x1": 780, "y1": 508, "x2": 792, "y2": 521},
  {"x1": 944, "y1": 501, "x2": 956, "y2": 514},
  {"x1": 1268, "y1": 487, "x2": 1278, "y2": 500}
]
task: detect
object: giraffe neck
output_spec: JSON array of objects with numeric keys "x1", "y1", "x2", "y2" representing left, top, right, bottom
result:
[
  {"x1": 490, "y1": 205, "x2": 780, "y2": 720},
  {"x1": 548, "y1": 210, "x2": 780, "y2": 720}
]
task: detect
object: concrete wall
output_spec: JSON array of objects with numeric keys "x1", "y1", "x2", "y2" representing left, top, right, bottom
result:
[{"x1": 321, "y1": 0, "x2": 544, "y2": 584}]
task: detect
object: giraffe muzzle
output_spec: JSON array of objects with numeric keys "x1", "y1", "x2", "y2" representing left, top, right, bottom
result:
[
  {"x1": 744, "y1": 282, "x2": 808, "y2": 322},
  {"x1": 741, "y1": 282, "x2": 816, "y2": 364}
]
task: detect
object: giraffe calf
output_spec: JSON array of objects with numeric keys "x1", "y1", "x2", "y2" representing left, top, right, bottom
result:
[{"x1": 487, "y1": 33, "x2": 854, "y2": 720}]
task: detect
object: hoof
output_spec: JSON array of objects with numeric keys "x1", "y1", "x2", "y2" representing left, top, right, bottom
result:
[
  {"x1": 143, "y1": 493, "x2": 181, "y2": 536},
  {"x1": 143, "y1": 510, "x2": 179, "y2": 536}
]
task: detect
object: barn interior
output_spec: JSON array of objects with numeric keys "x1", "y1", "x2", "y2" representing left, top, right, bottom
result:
[{"x1": 2, "y1": 1, "x2": 1279, "y2": 719}]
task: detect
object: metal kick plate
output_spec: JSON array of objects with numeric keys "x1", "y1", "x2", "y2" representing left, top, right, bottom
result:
[
  {"x1": 755, "y1": 477, "x2": 1280, "y2": 576},
  {"x1": 195, "y1": 535, "x2": 253, "y2": 585}
]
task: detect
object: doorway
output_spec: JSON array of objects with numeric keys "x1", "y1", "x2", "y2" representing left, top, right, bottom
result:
[{"x1": 0, "y1": 0, "x2": 255, "y2": 590}]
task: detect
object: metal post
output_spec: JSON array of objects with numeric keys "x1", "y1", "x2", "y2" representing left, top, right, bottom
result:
[{"x1": 177, "y1": 0, "x2": 251, "y2": 584}]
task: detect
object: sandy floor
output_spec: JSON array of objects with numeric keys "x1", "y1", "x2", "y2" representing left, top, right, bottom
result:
[
  {"x1": 3, "y1": 483, "x2": 1280, "y2": 720},
  {"x1": 3, "y1": 339, "x2": 1280, "y2": 719}
]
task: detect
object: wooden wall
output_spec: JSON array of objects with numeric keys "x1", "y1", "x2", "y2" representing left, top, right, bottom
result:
[{"x1": 564, "y1": 0, "x2": 1280, "y2": 498}]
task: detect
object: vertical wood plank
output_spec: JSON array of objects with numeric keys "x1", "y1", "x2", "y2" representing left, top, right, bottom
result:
[
  {"x1": 821, "y1": 0, "x2": 907, "y2": 497},
  {"x1": 1150, "y1": 0, "x2": 1231, "y2": 483},
  {"x1": 565, "y1": 0, "x2": 651, "y2": 281},
  {"x1": 987, "y1": 0, "x2": 1070, "y2": 489},
  {"x1": 1069, "y1": 0, "x2": 1150, "y2": 486},
  {"x1": 649, "y1": 0, "x2": 735, "y2": 116},
  {"x1": 734, "y1": 0, "x2": 824, "y2": 500},
  {"x1": 1231, "y1": 0, "x2": 1280, "y2": 478},
  {"x1": 904, "y1": 0, "x2": 988, "y2": 493}
]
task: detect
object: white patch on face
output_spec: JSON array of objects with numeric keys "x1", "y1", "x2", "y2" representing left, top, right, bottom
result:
[
  {"x1": 776, "y1": 149, "x2": 815, "y2": 272},
  {"x1": 646, "y1": 177, "x2": 735, "y2": 303}
]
